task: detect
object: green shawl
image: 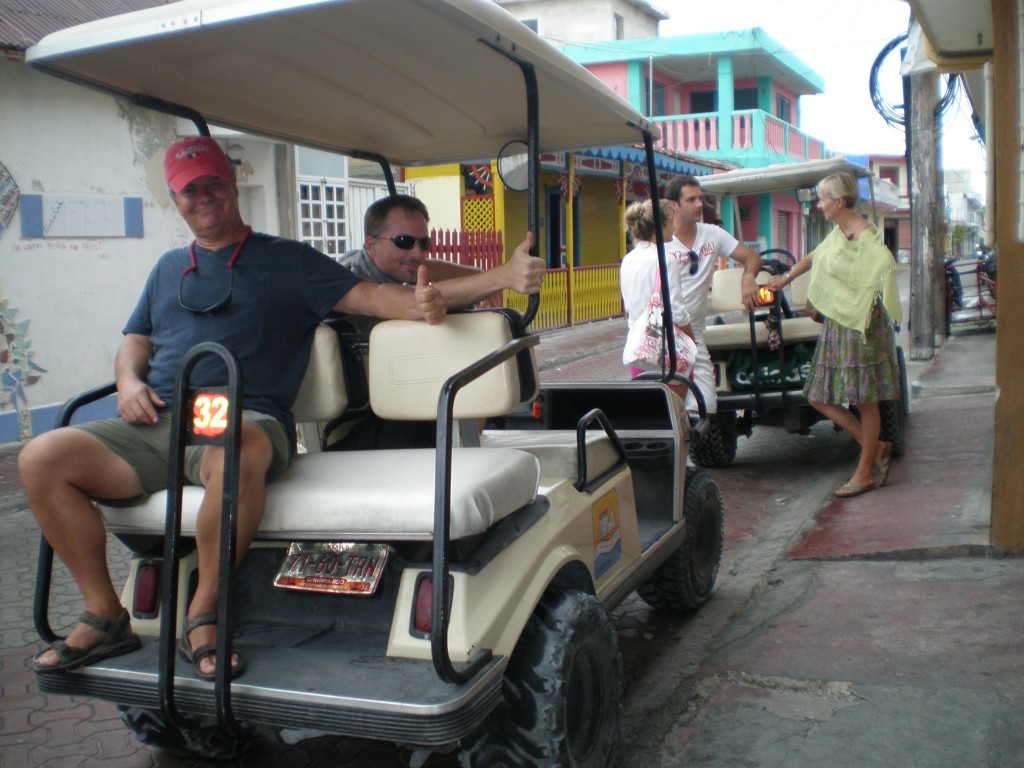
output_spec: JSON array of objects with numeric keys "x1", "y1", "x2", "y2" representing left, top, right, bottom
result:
[{"x1": 807, "y1": 224, "x2": 901, "y2": 332}]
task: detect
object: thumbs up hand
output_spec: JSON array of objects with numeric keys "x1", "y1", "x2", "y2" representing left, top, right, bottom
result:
[{"x1": 415, "y1": 264, "x2": 446, "y2": 325}]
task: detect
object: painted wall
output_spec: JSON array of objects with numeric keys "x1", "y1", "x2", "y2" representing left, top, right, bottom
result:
[
  {"x1": 496, "y1": 0, "x2": 660, "y2": 42},
  {"x1": 576, "y1": 176, "x2": 622, "y2": 265},
  {"x1": 587, "y1": 62, "x2": 631, "y2": 101},
  {"x1": 402, "y1": 167, "x2": 463, "y2": 232},
  {"x1": 0, "y1": 60, "x2": 284, "y2": 442}
]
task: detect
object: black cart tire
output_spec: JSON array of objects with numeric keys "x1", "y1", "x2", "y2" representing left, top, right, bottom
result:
[
  {"x1": 637, "y1": 470, "x2": 724, "y2": 612},
  {"x1": 118, "y1": 706, "x2": 253, "y2": 759},
  {"x1": 459, "y1": 590, "x2": 621, "y2": 768},
  {"x1": 688, "y1": 412, "x2": 738, "y2": 467},
  {"x1": 880, "y1": 347, "x2": 909, "y2": 456},
  {"x1": 880, "y1": 400, "x2": 906, "y2": 457}
]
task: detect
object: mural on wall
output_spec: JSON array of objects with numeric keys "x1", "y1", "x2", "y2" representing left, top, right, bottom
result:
[
  {"x1": 1, "y1": 301, "x2": 47, "y2": 440},
  {"x1": 0, "y1": 161, "x2": 18, "y2": 235},
  {"x1": 1, "y1": 160, "x2": 48, "y2": 439}
]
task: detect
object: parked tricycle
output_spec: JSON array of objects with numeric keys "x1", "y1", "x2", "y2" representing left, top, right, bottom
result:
[{"x1": 945, "y1": 247, "x2": 997, "y2": 334}]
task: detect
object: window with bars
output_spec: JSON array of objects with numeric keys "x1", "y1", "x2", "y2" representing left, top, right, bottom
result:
[
  {"x1": 776, "y1": 210, "x2": 791, "y2": 250},
  {"x1": 298, "y1": 179, "x2": 347, "y2": 257}
]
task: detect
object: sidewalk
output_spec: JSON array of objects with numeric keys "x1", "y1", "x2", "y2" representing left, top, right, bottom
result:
[
  {"x1": 630, "y1": 327, "x2": 1023, "y2": 768},
  {"x1": 535, "y1": 319, "x2": 1021, "y2": 767}
]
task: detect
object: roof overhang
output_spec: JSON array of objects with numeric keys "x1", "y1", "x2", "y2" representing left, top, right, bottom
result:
[
  {"x1": 904, "y1": 0, "x2": 993, "y2": 68},
  {"x1": 564, "y1": 28, "x2": 824, "y2": 97},
  {"x1": 26, "y1": 0, "x2": 655, "y2": 166},
  {"x1": 698, "y1": 159, "x2": 870, "y2": 196}
]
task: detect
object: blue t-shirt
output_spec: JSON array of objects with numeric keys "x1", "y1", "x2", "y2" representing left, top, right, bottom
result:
[{"x1": 124, "y1": 232, "x2": 361, "y2": 433}]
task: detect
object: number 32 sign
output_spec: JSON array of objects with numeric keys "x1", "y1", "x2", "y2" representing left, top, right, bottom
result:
[{"x1": 189, "y1": 389, "x2": 231, "y2": 444}]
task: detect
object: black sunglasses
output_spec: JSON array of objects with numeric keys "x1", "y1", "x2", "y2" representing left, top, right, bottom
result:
[
  {"x1": 179, "y1": 268, "x2": 233, "y2": 314},
  {"x1": 686, "y1": 250, "x2": 700, "y2": 276},
  {"x1": 374, "y1": 234, "x2": 432, "y2": 251},
  {"x1": 178, "y1": 231, "x2": 251, "y2": 315}
]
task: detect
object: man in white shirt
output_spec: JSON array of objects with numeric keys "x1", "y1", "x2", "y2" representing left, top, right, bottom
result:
[{"x1": 665, "y1": 175, "x2": 762, "y2": 414}]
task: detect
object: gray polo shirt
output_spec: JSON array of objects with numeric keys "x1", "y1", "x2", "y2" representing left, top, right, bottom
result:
[{"x1": 335, "y1": 247, "x2": 400, "y2": 332}]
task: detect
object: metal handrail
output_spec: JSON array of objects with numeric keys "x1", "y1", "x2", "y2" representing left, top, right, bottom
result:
[
  {"x1": 429, "y1": 333, "x2": 539, "y2": 684},
  {"x1": 573, "y1": 409, "x2": 628, "y2": 492},
  {"x1": 157, "y1": 342, "x2": 244, "y2": 737}
]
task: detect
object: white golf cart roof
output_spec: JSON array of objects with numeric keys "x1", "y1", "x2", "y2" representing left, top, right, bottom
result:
[
  {"x1": 27, "y1": 0, "x2": 655, "y2": 165},
  {"x1": 699, "y1": 158, "x2": 871, "y2": 196}
]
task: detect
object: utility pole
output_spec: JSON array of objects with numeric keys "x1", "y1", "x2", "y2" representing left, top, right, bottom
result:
[{"x1": 907, "y1": 65, "x2": 944, "y2": 359}]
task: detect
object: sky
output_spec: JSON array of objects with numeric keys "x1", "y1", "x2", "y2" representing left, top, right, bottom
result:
[{"x1": 658, "y1": 0, "x2": 987, "y2": 196}]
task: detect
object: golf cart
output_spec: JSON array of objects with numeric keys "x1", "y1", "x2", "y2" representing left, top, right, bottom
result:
[
  {"x1": 28, "y1": 2, "x2": 723, "y2": 766},
  {"x1": 691, "y1": 159, "x2": 909, "y2": 467}
]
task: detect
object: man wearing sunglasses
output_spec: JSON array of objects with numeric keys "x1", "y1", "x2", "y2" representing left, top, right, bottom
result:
[
  {"x1": 21, "y1": 137, "x2": 446, "y2": 681},
  {"x1": 338, "y1": 194, "x2": 544, "y2": 331},
  {"x1": 665, "y1": 174, "x2": 762, "y2": 415}
]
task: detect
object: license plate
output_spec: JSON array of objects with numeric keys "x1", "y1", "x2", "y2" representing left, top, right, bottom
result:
[{"x1": 273, "y1": 542, "x2": 388, "y2": 596}]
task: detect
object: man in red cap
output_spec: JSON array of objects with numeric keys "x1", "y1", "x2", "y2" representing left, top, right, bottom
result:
[{"x1": 21, "y1": 136, "x2": 445, "y2": 680}]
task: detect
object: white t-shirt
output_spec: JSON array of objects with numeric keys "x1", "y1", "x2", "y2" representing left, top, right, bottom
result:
[
  {"x1": 671, "y1": 223, "x2": 740, "y2": 337},
  {"x1": 619, "y1": 238, "x2": 692, "y2": 330}
]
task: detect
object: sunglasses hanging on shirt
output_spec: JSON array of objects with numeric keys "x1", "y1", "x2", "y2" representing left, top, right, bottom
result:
[
  {"x1": 686, "y1": 250, "x2": 700, "y2": 276},
  {"x1": 179, "y1": 227, "x2": 252, "y2": 315}
]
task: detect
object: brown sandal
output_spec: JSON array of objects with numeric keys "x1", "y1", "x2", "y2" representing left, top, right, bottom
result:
[
  {"x1": 178, "y1": 613, "x2": 246, "y2": 681},
  {"x1": 834, "y1": 480, "x2": 876, "y2": 498},
  {"x1": 33, "y1": 609, "x2": 141, "y2": 673}
]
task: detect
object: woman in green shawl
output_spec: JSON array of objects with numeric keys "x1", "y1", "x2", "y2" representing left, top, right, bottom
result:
[{"x1": 766, "y1": 172, "x2": 901, "y2": 498}]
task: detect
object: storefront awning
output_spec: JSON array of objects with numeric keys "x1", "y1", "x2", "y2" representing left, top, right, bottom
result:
[{"x1": 580, "y1": 146, "x2": 717, "y2": 177}]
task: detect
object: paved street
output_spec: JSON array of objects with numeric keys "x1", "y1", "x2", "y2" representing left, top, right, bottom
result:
[
  {"x1": 1, "y1": 345, "x2": 863, "y2": 768},
  {"x1": 3, "y1": 282, "x2": 1019, "y2": 767}
]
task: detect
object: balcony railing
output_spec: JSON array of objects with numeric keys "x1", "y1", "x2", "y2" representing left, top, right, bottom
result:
[{"x1": 654, "y1": 110, "x2": 824, "y2": 163}]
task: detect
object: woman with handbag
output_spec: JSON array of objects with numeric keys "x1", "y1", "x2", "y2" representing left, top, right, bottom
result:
[
  {"x1": 765, "y1": 172, "x2": 901, "y2": 498},
  {"x1": 620, "y1": 199, "x2": 698, "y2": 385}
]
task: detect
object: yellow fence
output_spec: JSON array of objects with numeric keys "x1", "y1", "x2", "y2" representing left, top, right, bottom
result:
[{"x1": 504, "y1": 264, "x2": 624, "y2": 332}]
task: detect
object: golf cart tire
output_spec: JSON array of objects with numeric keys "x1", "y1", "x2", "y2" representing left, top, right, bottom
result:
[
  {"x1": 880, "y1": 347, "x2": 909, "y2": 457},
  {"x1": 688, "y1": 412, "x2": 738, "y2": 468},
  {"x1": 879, "y1": 399, "x2": 904, "y2": 457},
  {"x1": 637, "y1": 470, "x2": 724, "y2": 612},
  {"x1": 458, "y1": 590, "x2": 621, "y2": 768},
  {"x1": 118, "y1": 705, "x2": 253, "y2": 760}
]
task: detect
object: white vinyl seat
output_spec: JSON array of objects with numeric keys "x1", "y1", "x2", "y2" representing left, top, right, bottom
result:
[
  {"x1": 479, "y1": 429, "x2": 622, "y2": 488},
  {"x1": 704, "y1": 267, "x2": 821, "y2": 352},
  {"x1": 99, "y1": 313, "x2": 542, "y2": 542},
  {"x1": 100, "y1": 448, "x2": 539, "y2": 541}
]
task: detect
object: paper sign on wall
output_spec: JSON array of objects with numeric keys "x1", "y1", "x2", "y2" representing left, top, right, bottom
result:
[{"x1": 20, "y1": 193, "x2": 143, "y2": 238}]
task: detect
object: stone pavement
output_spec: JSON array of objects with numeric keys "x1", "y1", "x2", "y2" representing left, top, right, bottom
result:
[{"x1": 1, "y1": 315, "x2": 1019, "y2": 768}]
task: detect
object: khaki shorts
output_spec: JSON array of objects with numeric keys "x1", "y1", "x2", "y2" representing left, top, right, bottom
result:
[{"x1": 73, "y1": 410, "x2": 291, "y2": 498}]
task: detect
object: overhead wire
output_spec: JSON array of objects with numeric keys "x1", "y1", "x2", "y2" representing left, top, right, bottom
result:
[{"x1": 869, "y1": 32, "x2": 962, "y2": 130}]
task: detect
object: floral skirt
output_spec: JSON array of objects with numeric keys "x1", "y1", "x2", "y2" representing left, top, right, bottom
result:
[{"x1": 802, "y1": 302, "x2": 899, "y2": 406}]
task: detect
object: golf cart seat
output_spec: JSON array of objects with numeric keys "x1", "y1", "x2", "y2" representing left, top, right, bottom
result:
[
  {"x1": 704, "y1": 267, "x2": 821, "y2": 351},
  {"x1": 478, "y1": 428, "x2": 625, "y2": 491},
  {"x1": 98, "y1": 313, "x2": 542, "y2": 542}
]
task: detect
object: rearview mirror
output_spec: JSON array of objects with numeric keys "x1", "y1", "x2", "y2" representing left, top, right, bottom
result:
[{"x1": 496, "y1": 140, "x2": 530, "y2": 192}]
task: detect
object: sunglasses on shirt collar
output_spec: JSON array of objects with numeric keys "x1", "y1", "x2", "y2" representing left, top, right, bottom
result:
[
  {"x1": 373, "y1": 234, "x2": 432, "y2": 251},
  {"x1": 686, "y1": 250, "x2": 700, "y2": 276}
]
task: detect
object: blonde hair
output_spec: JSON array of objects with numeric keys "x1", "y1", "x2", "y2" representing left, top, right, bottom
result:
[
  {"x1": 817, "y1": 172, "x2": 860, "y2": 209},
  {"x1": 624, "y1": 199, "x2": 675, "y2": 243}
]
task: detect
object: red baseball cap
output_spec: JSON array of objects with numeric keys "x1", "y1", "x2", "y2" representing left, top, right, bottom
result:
[{"x1": 164, "y1": 136, "x2": 233, "y2": 193}]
